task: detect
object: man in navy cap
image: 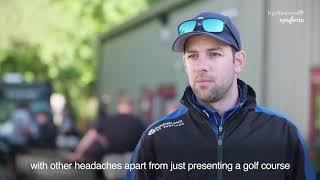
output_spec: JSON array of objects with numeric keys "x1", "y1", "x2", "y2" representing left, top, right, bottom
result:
[{"x1": 126, "y1": 12, "x2": 316, "y2": 180}]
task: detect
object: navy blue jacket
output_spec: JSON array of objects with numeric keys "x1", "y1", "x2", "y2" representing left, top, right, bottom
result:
[{"x1": 126, "y1": 79, "x2": 316, "y2": 180}]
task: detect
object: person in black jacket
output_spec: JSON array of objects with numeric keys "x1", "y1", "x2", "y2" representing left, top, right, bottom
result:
[
  {"x1": 67, "y1": 94, "x2": 145, "y2": 163},
  {"x1": 125, "y1": 12, "x2": 316, "y2": 180}
]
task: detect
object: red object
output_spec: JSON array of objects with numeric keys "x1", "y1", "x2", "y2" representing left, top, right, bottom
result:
[
  {"x1": 141, "y1": 84, "x2": 176, "y2": 125},
  {"x1": 158, "y1": 84, "x2": 176, "y2": 99},
  {"x1": 310, "y1": 67, "x2": 320, "y2": 159}
]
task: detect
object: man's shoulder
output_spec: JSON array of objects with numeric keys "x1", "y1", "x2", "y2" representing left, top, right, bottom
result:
[
  {"x1": 254, "y1": 105, "x2": 288, "y2": 119},
  {"x1": 254, "y1": 105, "x2": 298, "y2": 130},
  {"x1": 151, "y1": 107, "x2": 188, "y2": 125}
]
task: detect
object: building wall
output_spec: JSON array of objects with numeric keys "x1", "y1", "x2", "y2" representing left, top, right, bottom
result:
[
  {"x1": 99, "y1": 18, "x2": 186, "y2": 112},
  {"x1": 265, "y1": 0, "x2": 320, "y2": 138}
]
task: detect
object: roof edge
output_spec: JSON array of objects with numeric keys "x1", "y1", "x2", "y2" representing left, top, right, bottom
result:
[{"x1": 98, "y1": 0, "x2": 196, "y2": 43}]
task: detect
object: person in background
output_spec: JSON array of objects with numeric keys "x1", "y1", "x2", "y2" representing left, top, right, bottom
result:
[
  {"x1": 9, "y1": 101, "x2": 38, "y2": 146},
  {"x1": 67, "y1": 93, "x2": 145, "y2": 163},
  {"x1": 66, "y1": 95, "x2": 109, "y2": 162},
  {"x1": 31, "y1": 101, "x2": 57, "y2": 148},
  {"x1": 56, "y1": 108, "x2": 80, "y2": 150},
  {"x1": 0, "y1": 101, "x2": 38, "y2": 180}
]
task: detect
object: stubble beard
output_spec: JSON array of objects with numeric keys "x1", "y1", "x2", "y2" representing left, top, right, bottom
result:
[{"x1": 193, "y1": 78, "x2": 234, "y2": 104}]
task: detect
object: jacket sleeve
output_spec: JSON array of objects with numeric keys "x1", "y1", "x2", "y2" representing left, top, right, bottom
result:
[
  {"x1": 125, "y1": 130, "x2": 158, "y2": 180},
  {"x1": 291, "y1": 127, "x2": 316, "y2": 180}
]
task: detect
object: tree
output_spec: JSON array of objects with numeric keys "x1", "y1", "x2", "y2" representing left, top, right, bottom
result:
[{"x1": 0, "y1": 0, "x2": 154, "y2": 121}]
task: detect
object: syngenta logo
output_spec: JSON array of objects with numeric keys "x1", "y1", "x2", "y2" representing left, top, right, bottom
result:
[
  {"x1": 148, "y1": 120, "x2": 184, "y2": 136},
  {"x1": 267, "y1": 9, "x2": 304, "y2": 25},
  {"x1": 279, "y1": 16, "x2": 304, "y2": 24}
]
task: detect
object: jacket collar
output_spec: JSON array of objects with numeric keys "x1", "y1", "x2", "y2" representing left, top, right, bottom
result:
[{"x1": 180, "y1": 79, "x2": 257, "y2": 112}]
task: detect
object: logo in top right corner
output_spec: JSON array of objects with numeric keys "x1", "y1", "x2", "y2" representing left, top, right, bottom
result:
[{"x1": 267, "y1": 9, "x2": 304, "y2": 24}]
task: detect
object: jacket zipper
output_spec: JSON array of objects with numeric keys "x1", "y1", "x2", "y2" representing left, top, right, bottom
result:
[
  {"x1": 182, "y1": 100, "x2": 225, "y2": 180},
  {"x1": 198, "y1": 108, "x2": 225, "y2": 180},
  {"x1": 217, "y1": 124, "x2": 224, "y2": 180}
]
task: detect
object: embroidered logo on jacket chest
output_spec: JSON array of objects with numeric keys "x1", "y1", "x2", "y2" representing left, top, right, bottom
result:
[{"x1": 148, "y1": 120, "x2": 184, "y2": 136}]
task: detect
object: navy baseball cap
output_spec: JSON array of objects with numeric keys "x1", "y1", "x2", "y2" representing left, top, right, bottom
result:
[{"x1": 172, "y1": 12, "x2": 241, "y2": 52}]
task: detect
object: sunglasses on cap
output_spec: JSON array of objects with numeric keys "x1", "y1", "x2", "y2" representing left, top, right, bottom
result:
[{"x1": 177, "y1": 18, "x2": 240, "y2": 50}]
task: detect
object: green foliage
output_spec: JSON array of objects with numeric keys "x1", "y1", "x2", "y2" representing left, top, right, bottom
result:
[
  {"x1": 0, "y1": 0, "x2": 150, "y2": 120},
  {"x1": 0, "y1": 41, "x2": 50, "y2": 82}
]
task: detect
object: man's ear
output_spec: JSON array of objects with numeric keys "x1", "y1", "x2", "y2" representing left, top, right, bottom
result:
[{"x1": 234, "y1": 50, "x2": 246, "y2": 74}]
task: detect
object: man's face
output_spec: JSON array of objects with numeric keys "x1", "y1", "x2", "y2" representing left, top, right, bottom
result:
[{"x1": 183, "y1": 35, "x2": 237, "y2": 104}]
